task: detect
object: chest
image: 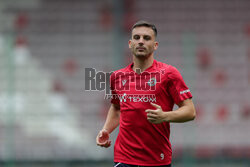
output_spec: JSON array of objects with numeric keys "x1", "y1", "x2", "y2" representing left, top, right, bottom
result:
[{"x1": 113, "y1": 72, "x2": 166, "y2": 96}]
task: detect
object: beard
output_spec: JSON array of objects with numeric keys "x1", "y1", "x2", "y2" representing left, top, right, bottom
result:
[
  {"x1": 133, "y1": 49, "x2": 153, "y2": 58},
  {"x1": 135, "y1": 54, "x2": 150, "y2": 58}
]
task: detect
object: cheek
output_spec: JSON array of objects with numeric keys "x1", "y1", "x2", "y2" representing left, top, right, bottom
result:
[
  {"x1": 148, "y1": 44, "x2": 155, "y2": 50},
  {"x1": 130, "y1": 43, "x2": 136, "y2": 49}
]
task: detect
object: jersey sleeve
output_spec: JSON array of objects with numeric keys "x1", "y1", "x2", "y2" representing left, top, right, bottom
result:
[
  {"x1": 167, "y1": 66, "x2": 192, "y2": 104},
  {"x1": 110, "y1": 73, "x2": 120, "y2": 105}
]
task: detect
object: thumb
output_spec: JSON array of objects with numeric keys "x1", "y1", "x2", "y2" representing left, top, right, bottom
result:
[{"x1": 99, "y1": 131, "x2": 103, "y2": 137}]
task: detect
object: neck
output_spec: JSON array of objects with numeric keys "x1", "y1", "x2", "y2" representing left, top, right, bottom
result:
[{"x1": 132, "y1": 54, "x2": 154, "y2": 73}]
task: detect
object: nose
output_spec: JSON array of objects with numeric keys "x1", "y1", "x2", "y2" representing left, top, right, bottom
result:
[{"x1": 138, "y1": 37, "x2": 144, "y2": 45}]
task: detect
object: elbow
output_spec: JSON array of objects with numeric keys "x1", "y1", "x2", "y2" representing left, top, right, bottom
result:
[
  {"x1": 187, "y1": 106, "x2": 196, "y2": 121},
  {"x1": 190, "y1": 112, "x2": 196, "y2": 121},
  {"x1": 190, "y1": 108, "x2": 196, "y2": 121}
]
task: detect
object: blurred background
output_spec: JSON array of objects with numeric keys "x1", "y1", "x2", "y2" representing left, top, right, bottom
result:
[{"x1": 0, "y1": 0, "x2": 250, "y2": 166}]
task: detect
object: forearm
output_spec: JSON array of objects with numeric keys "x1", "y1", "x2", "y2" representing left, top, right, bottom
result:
[
  {"x1": 102, "y1": 104, "x2": 120, "y2": 134},
  {"x1": 164, "y1": 99, "x2": 196, "y2": 123}
]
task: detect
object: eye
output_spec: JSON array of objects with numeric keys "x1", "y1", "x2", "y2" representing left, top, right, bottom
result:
[
  {"x1": 133, "y1": 35, "x2": 140, "y2": 40},
  {"x1": 144, "y1": 35, "x2": 151, "y2": 41}
]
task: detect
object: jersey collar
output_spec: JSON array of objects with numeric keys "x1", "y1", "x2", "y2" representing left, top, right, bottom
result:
[{"x1": 128, "y1": 59, "x2": 157, "y2": 74}]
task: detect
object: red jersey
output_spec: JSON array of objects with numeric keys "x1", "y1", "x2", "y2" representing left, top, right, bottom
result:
[{"x1": 110, "y1": 60, "x2": 192, "y2": 166}]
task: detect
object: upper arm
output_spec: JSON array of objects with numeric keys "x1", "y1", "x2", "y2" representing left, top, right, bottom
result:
[
  {"x1": 177, "y1": 98, "x2": 196, "y2": 118},
  {"x1": 177, "y1": 98, "x2": 194, "y2": 108},
  {"x1": 167, "y1": 66, "x2": 193, "y2": 104}
]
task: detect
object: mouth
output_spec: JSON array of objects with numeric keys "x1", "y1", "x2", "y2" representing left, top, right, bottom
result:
[{"x1": 136, "y1": 47, "x2": 146, "y2": 52}]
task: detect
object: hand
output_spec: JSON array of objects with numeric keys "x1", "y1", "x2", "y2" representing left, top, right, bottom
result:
[
  {"x1": 96, "y1": 129, "x2": 111, "y2": 148},
  {"x1": 145, "y1": 103, "x2": 167, "y2": 124}
]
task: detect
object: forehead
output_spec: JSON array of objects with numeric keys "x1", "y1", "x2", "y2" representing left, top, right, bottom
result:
[{"x1": 132, "y1": 26, "x2": 155, "y2": 37}]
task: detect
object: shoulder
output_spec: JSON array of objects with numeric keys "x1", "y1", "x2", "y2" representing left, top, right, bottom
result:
[
  {"x1": 110, "y1": 65, "x2": 131, "y2": 80},
  {"x1": 112, "y1": 67, "x2": 128, "y2": 74},
  {"x1": 156, "y1": 61, "x2": 180, "y2": 74},
  {"x1": 156, "y1": 61, "x2": 182, "y2": 80}
]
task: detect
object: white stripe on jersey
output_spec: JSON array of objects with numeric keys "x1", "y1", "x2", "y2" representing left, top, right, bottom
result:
[{"x1": 114, "y1": 162, "x2": 121, "y2": 167}]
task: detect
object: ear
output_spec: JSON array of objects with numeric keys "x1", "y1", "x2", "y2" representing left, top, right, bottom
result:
[
  {"x1": 154, "y1": 41, "x2": 159, "y2": 50},
  {"x1": 128, "y1": 40, "x2": 132, "y2": 49}
]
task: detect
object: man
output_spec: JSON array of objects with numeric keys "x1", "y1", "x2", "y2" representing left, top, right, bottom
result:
[{"x1": 96, "y1": 20, "x2": 196, "y2": 167}]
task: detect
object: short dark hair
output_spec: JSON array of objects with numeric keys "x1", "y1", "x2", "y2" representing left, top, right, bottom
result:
[{"x1": 131, "y1": 20, "x2": 157, "y2": 37}]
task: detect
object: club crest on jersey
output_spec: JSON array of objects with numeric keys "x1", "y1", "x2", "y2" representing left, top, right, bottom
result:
[{"x1": 147, "y1": 77, "x2": 157, "y2": 87}]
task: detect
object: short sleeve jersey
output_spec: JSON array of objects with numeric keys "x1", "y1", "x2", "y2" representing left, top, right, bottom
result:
[{"x1": 110, "y1": 60, "x2": 192, "y2": 166}]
